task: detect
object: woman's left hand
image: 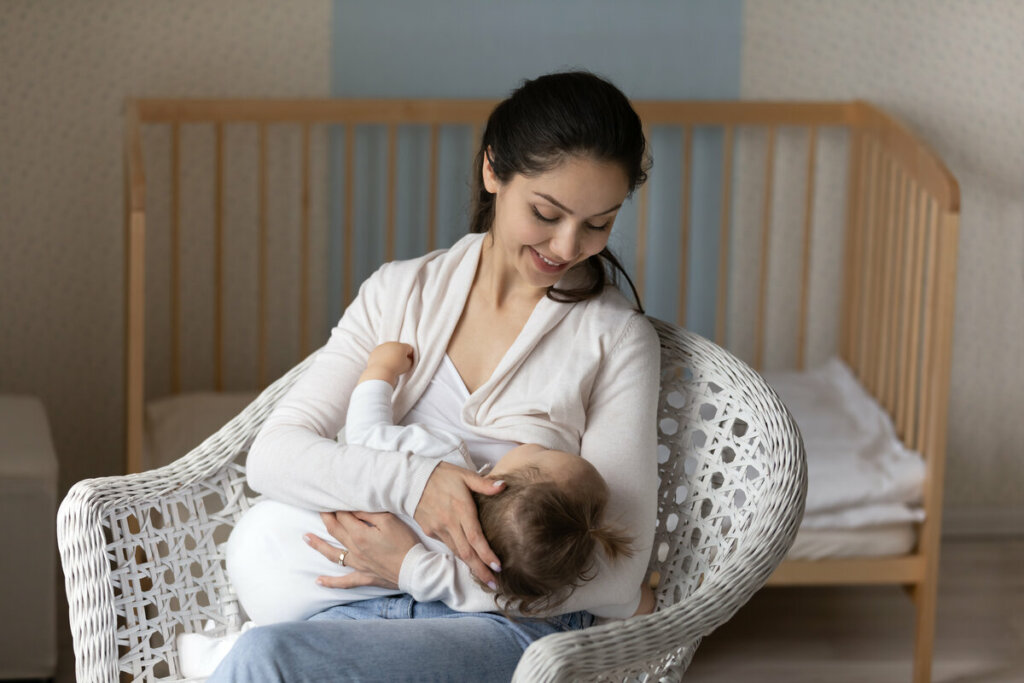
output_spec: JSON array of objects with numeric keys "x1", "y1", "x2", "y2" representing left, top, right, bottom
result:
[{"x1": 305, "y1": 511, "x2": 419, "y2": 590}]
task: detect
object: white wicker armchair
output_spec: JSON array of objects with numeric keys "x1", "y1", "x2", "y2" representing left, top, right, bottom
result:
[{"x1": 58, "y1": 319, "x2": 806, "y2": 682}]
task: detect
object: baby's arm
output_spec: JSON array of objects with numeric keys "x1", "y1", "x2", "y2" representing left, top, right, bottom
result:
[
  {"x1": 346, "y1": 342, "x2": 473, "y2": 466},
  {"x1": 398, "y1": 544, "x2": 499, "y2": 613},
  {"x1": 343, "y1": 342, "x2": 414, "y2": 447},
  {"x1": 359, "y1": 342, "x2": 414, "y2": 387}
]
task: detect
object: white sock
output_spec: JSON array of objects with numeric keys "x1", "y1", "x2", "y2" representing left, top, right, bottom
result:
[{"x1": 178, "y1": 620, "x2": 256, "y2": 678}]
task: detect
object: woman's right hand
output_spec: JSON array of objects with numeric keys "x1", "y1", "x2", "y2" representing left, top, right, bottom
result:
[{"x1": 414, "y1": 462, "x2": 506, "y2": 585}]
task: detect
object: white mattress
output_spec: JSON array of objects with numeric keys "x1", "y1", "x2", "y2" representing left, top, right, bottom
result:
[
  {"x1": 144, "y1": 357, "x2": 924, "y2": 559},
  {"x1": 787, "y1": 523, "x2": 916, "y2": 560}
]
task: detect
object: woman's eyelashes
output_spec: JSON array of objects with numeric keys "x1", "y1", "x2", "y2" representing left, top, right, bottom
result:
[
  {"x1": 530, "y1": 206, "x2": 609, "y2": 231},
  {"x1": 530, "y1": 205, "x2": 558, "y2": 223}
]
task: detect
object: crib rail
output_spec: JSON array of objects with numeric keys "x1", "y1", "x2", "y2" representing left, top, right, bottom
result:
[{"x1": 122, "y1": 98, "x2": 958, "y2": 506}]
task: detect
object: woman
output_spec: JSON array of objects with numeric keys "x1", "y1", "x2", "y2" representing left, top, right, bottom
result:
[{"x1": 210, "y1": 70, "x2": 660, "y2": 682}]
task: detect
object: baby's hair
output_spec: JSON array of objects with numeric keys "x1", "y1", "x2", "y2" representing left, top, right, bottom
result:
[{"x1": 472, "y1": 464, "x2": 633, "y2": 617}]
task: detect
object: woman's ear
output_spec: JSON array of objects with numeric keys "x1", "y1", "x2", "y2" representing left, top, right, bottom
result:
[{"x1": 482, "y1": 146, "x2": 500, "y2": 194}]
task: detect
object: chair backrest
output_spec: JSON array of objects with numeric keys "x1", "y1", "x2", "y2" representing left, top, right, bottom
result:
[{"x1": 646, "y1": 317, "x2": 807, "y2": 611}]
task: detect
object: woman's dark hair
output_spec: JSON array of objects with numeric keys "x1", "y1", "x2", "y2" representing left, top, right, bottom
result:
[{"x1": 469, "y1": 70, "x2": 651, "y2": 310}]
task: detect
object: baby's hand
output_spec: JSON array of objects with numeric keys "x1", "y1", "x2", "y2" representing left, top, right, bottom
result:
[{"x1": 361, "y1": 342, "x2": 415, "y2": 386}]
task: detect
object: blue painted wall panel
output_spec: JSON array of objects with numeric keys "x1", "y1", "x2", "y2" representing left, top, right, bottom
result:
[{"x1": 328, "y1": 0, "x2": 742, "y2": 335}]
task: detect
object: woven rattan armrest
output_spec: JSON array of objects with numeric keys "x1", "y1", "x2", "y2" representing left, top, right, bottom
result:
[
  {"x1": 58, "y1": 356, "x2": 314, "y2": 682},
  {"x1": 512, "y1": 500, "x2": 804, "y2": 682}
]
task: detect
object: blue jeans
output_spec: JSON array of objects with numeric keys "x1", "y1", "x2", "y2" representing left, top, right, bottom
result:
[{"x1": 207, "y1": 594, "x2": 595, "y2": 682}]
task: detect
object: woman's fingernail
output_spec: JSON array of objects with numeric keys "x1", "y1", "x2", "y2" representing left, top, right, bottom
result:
[
  {"x1": 487, "y1": 581, "x2": 497, "y2": 591},
  {"x1": 303, "y1": 534, "x2": 312, "y2": 544},
  {"x1": 490, "y1": 562, "x2": 501, "y2": 572},
  {"x1": 492, "y1": 480, "x2": 505, "y2": 488},
  {"x1": 316, "y1": 578, "x2": 325, "y2": 586}
]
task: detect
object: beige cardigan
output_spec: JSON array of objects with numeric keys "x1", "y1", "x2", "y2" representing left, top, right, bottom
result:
[{"x1": 247, "y1": 232, "x2": 660, "y2": 618}]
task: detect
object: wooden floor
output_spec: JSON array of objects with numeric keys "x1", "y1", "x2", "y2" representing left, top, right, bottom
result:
[
  {"x1": 687, "y1": 538, "x2": 1024, "y2": 682},
  {"x1": 52, "y1": 537, "x2": 1023, "y2": 682}
]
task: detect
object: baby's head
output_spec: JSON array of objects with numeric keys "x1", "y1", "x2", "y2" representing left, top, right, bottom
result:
[{"x1": 473, "y1": 444, "x2": 633, "y2": 616}]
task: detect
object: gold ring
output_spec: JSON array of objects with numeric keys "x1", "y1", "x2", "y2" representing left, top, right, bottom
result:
[{"x1": 337, "y1": 551, "x2": 347, "y2": 567}]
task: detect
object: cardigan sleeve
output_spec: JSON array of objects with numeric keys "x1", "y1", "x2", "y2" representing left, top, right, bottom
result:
[
  {"x1": 399, "y1": 312, "x2": 660, "y2": 619},
  {"x1": 560, "y1": 312, "x2": 660, "y2": 617},
  {"x1": 245, "y1": 264, "x2": 443, "y2": 518}
]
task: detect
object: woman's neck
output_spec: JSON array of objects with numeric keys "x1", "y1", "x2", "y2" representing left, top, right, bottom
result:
[{"x1": 476, "y1": 234, "x2": 546, "y2": 310}]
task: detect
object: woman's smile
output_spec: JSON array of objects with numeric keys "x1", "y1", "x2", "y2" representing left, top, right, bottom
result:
[{"x1": 528, "y1": 246, "x2": 571, "y2": 274}]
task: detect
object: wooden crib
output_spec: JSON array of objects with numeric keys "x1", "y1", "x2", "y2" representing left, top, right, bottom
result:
[{"x1": 122, "y1": 97, "x2": 958, "y2": 682}]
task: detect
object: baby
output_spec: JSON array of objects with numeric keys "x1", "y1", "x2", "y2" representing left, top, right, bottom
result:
[{"x1": 180, "y1": 342, "x2": 631, "y2": 676}]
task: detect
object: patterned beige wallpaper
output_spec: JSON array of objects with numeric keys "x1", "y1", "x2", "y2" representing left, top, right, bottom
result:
[
  {"x1": 0, "y1": 1, "x2": 331, "y2": 493},
  {"x1": 742, "y1": 1, "x2": 1024, "y2": 513}
]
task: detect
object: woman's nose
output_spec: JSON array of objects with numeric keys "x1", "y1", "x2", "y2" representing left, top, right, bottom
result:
[{"x1": 550, "y1": 225, "x2": 581, "y2": 262}]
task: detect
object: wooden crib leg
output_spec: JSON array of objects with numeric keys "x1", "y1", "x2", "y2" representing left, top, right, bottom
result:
[{"x1": 911, "y1": 576, "x2": 938, "y2": 683}]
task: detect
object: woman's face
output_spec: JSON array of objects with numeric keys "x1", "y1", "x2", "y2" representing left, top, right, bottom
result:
[{"x1": 483, "y1": 154, "x2": 630, "y2": 291}]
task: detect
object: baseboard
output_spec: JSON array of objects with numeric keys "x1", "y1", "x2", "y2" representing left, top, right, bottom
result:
[{"x1": 941, "y1": 507, "x2": 1024, "y2": 538}]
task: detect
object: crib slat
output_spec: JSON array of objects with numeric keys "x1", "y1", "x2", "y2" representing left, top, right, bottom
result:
[
  {"x1": 886, "y1": 170, "x2": 910, "y2": 413},
  {"x1": 258, "y1": 124, "x2": 269, "y2": 387},
  {"x1": 715, "y1": 126, "x2": 734, "y2": 347},
  {"x1": 214, "y1": 123, "x2": 225, "y2": 391},
  {"x1": 300, "y1": 123, "x2": 312, "y2": 357},
  {"x1": 868, "y1": 149, "x2": 891, "y2": 392},
  {"x1": 678, "y1": 125, "x2": 693, "y2": 327},
  {"x1": 386, "y1": 124, "x2": 397, "y2": 262},
  {"x1": 894, "y1": 180, "x2": 915, "y2": 440},
  {"x1": 755, "y1": 126, "x2": 776, "y2": 371},
  {"x1": 925, "y1": 210, "x2": 959, "y2": 469},
  {"x1": 877, "y1": 158, "x2": 900, "y2": 407},
  {"x1": 797, "y1": 126, "x2": 818, "y2": 370},
  {"x1": 855, "y1": 140, "x2": 881, "y2": 381},
  {"x1": 124, "y1": 105, "x2": 147, "y2": 474},
  {"x1": 470, "y1": 125, "x2": 481, "y2": 169},
  {"x1": 876, "y1": 157, "x2": 897, "y2": 395},
  {"x1": 428, "y1": 124, "x2": 439, "y2": 252},
  {"x1": 635, "y1": 179, "x2": 649, "y2": 300},
  {"x1": 170, "y1": 122, "x2": 182, "y2": 394},
  {"x1": 840, "y1": 131, "x2": 864, "y2": 365},
  {"x1": 897, "y1": 180, "x2": 919, "y2": 441},
  {"x1": 343, "y1": 125, "x2": 355, "y2": 306},
  {"x1": 903, "y1": 186, "x2": 926, "y2": 448},
  {"x1": 866, "y1": 154, "x2": 890, "y2": 395},
  {"x1": 917, "y1": 199, "x2": 940, "y2": 456},
  {"x1": 635, "y1": 125, "x2": 651, "y2": 301}
]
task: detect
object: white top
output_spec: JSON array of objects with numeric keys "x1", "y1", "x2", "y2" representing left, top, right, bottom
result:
[
  {"x1": 246, "y1": 232, "x2": 661, "y2": 618},
  {"x1": 344, "y1": 378, "x2": 475, "y2": 466},
  {"x1": 397, "y1": 355, "x2": 519, "y2": 468}
]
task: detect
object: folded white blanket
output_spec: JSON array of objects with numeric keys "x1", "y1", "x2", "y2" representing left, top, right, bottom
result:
[{"x1": 762, "y1": 358, "x2": 925, "y2": 527}]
